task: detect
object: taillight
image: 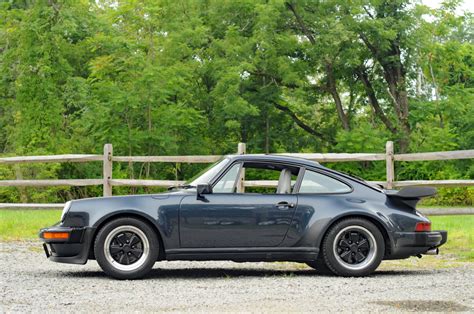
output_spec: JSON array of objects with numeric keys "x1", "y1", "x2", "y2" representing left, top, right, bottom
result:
[{"x1": 415, "y1": 222, "x2": 431, "y2": 232}]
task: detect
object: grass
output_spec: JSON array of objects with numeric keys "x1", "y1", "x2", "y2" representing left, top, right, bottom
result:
[
  {"x1": 0, "y1": 210, "x2": 61, "y2": 240},
  {"x1": 419, "y1": 205, "x2": 472, "y2": 208},
  {"x1": 0, "y1": 210, "x2": 472, "y2": 263},
  {"x1": 430, "y1": 215, "x2": 474, "y2": 261}
]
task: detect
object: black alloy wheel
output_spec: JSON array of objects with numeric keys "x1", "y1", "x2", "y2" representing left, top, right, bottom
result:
[
  {"x1": 320, "y1": 217, "x2": 385, "y2": 276},
  {"x1": 109, "y1": 231, "x2": 144, "y2": 265},
  {"x1": 94, "y1": 217, "x2": 159, "y2": 280}
]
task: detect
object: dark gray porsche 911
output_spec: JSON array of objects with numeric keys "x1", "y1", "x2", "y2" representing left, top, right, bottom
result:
[{"x1": 40, "y1": 154, "x2": 447, "y2": 279}]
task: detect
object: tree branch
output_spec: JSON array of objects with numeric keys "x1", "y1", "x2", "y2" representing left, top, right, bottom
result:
[
  {"x1": 271, "y1": 101, "x2": 332, "y2": 143},
  {"x1": 357, "y1": 68, "x2": 397, "y2": 134},
  {"x1": 247, "y1": 70, "x2": 300, "y2": 89},
  {"x1": 286, "y1": 1, "x2": 350, "y2": 130},
  {"x1": 363, "y1": 6, "x2": 375, "y2": 19},
  {"x1": 285, "y1": 2, "x2": 316, "y2": 45},
  {"x1": 359, "y1": 33, "x2": 379, "y2": 59}
]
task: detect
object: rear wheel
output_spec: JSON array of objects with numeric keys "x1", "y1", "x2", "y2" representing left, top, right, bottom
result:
[
  {"x1": 94, "y1": 217, "x2": 159, "y2": 279},
  {"x1": 321, "y1": 218, "x2": 384, "y2": 277}
]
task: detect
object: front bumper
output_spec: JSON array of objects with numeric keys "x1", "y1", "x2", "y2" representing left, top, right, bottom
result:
[
  {"x1": 387, "y1": 230, "x2": 448, "y2": 259},
  {"x1": 39, "y1": 224, "x2": 95, "y2": 265}
]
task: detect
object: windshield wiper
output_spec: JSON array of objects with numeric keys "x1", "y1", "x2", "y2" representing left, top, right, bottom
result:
[
  {"x1": 179, "y1": 184, "x2": 195, "y2": 189},
  {"x1": 168, "y1": 184, "x2": 195, "y2": 191}
]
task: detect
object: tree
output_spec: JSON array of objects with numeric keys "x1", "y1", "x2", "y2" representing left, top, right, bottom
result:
[{"x1": 0, "y1": 0, "x2": 472, "y2": 204}]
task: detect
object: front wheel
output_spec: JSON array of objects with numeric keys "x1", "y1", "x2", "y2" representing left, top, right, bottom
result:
[
  {"x1": 321, "y1": 218, "x2": 385, "y2": 277},
  {"x1": 94, "y1": 217, "x2": 159, "y2": 279}
]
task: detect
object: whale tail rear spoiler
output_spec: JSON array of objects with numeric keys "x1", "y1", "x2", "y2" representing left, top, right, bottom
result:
[{"x1": 385, "y1": 187, "x2": 437, "y2": 209}]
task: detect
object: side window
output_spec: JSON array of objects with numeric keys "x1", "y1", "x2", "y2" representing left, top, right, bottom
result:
[
  {"x1": 213, "y1": 163, "x2": 241, "y2": 193},
  {"x1": 213, "y1": 161, "x2": 300, "y2": 194},
  {"x1": 244, "y1": 163, "x2": 299, "y2": 194},
  {"x1": 298, "y1": 170, "x2": 351, "y2": 194}
]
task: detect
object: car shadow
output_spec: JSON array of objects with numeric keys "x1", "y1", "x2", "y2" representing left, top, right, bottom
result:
[
  {"x1": 58, "y1": 267, "x2": 436, "y2": 280},
  {"x1": 61, "y1": 267, "x2": 318, "y2": 279}
]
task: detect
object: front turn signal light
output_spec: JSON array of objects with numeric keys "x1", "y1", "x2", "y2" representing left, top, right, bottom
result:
[
  {"x1": 43, "y1": 232, "x2": 70, "y2": 240},
  {"x1": 415, "y1": 222, "x2": 431, "y2": 232}
]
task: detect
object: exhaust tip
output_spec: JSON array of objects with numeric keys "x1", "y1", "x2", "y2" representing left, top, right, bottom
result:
[{"x1": 424, "y1": 248, "x2": 439, "y2": 255}]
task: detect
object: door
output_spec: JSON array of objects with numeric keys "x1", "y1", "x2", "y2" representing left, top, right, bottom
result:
[{"x1": 179, "y1": 161, "x2": 300, "y2": 248}]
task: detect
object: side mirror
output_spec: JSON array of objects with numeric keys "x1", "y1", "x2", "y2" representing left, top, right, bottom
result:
[{"x1": 196, "y1": 183, "x2": 212, "y2": 199}]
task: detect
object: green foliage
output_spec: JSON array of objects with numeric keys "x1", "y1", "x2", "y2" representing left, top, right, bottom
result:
[{"x1": 0, "y1": 0, "x2": 472, "y2": 205}]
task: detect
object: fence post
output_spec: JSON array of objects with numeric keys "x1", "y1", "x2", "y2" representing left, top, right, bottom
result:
[
  {"x1": 103, "y1": 144, "x2": 113, "y2": 196},
  {"x1": 385, "y1": 141, "x2": 395, "y2": 189},
  {"x1": 237, "y1": 142, "x2": 246, "y2": 193}
]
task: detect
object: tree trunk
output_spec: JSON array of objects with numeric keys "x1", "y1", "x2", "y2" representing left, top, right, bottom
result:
[
  {"x1": 385, "y1": 72, "x2": 410, "y2": 153},
  {"x1": 358, "y1": 68, "x2": 397, "y2": 134},
  {"x1": 359, "y1": 33, "x2": 411, "y2": 152},
  {"x1": 146, "y1": 103, "x2": 152, "y2": 178},
  {"x1": 325, "y1": 62, "x2": 350, "y2": 131},
  {"x1": 265, "y1": 113, "x2": 270, "y2": 154},
  {"x1": 286, "y1": 2, "x2": 350, "y2": 131}
]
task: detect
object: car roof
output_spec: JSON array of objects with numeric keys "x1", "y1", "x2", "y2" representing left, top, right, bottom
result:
[
  {"x1": 224, "y1": 154, "x2": 383, "y2": 193},
  {"x1": 226, "y1": 154, "x2": 322, "y2": 168}
]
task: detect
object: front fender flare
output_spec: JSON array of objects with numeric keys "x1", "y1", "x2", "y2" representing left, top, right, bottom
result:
[{"x1": 91, "y1": 209, "x2": 166, "y2": 248}]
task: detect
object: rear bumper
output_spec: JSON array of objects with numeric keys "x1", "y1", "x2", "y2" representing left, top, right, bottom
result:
[
  {"x1": 39, "y1": 225, "x2": 95, "y2": 265},
  {"x1": 387, "y1": 230, "x2": 447, "y2": 259}
]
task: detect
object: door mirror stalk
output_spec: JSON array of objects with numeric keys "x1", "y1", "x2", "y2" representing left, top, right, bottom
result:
[{"x1": 197, "y1": 183, "x2": 212, "y2": 199}]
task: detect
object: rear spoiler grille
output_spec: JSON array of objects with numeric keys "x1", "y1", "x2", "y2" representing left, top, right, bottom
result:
[{"x1": 385, "y1": 187, "x2": 437, "y2": 209}]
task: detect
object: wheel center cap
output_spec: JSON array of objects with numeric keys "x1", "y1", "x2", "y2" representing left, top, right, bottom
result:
[
  {"x1": 350, "y1": 244, "x2": 358, "y2": 252},
  {"x1": 123, "y1": 245, "x2": 131, "y2": 253}
]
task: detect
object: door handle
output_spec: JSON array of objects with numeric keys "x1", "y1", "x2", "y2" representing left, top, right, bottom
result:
[{"x1": 275, "y1": 201, "x2": 295, "y2": 209}]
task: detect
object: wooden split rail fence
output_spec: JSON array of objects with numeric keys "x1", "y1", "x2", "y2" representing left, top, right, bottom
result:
[{"x1": 0, "y1": 142, "x2": 473, "y2": 215}]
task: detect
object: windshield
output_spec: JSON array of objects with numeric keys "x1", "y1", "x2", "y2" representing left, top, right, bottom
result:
[{"x1": 187, "y1": 158, "x2": 230, "y2": 186}]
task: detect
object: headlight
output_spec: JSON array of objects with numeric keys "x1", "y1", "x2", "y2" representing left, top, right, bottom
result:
[{"x1": 61, "y1": 201, "x2": 72, "y2": 222}]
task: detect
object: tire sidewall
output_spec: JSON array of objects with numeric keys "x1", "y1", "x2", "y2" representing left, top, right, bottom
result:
[
  {"x1": 322, "y1": 218, "x2": 384, "y2": 277},
  {"x1": 94, "y1": 217, "x2": 159, "y2": 279}
]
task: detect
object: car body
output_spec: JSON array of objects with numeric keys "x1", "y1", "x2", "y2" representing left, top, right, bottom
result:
[{"x1": 40, "y1": 154, "x2": 447, "y2": 279}]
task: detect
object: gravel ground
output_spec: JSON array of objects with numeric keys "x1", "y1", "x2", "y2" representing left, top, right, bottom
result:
[{"x1": 1, "y1": 241, "x2": 473, "y2": 313}]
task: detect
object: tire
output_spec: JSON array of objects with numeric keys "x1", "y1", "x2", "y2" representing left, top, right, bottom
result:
[
  {"x1": 321, "y1": 218, "x2": 384, "y2": 277},
  {"x1": 306, "y1": 256, "x2": 333, "y2": 275},
  {"x1": 94, "y1": 217, "x2": 159, "y2": 279}
]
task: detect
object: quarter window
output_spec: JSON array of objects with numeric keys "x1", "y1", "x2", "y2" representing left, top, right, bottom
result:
[{"x1": 299, "y1": 170, "x2": 350, "y2": 193}]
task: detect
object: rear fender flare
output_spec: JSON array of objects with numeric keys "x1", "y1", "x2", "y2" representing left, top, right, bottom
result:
[{"x1": 314, "y1": 211, "x2": 394, "y2": 254}]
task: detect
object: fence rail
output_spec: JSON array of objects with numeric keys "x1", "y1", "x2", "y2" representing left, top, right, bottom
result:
[
  {"x1": 0, "y1": 154, "x2": 103, "y2": 164},
  {"x1": 1, "y1": 142, "x2": 473, "y2": 215},
  {"x1": 112, "y1": 155, "x2": 222, "y2": 163},
  {"x1": 0, "y1": 179, "x2": 103, "y2": 187}
]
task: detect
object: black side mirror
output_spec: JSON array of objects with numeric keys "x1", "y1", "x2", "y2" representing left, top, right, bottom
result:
[{"x1": 197, "y1": 183, "x2": 212, "y2": 199}]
